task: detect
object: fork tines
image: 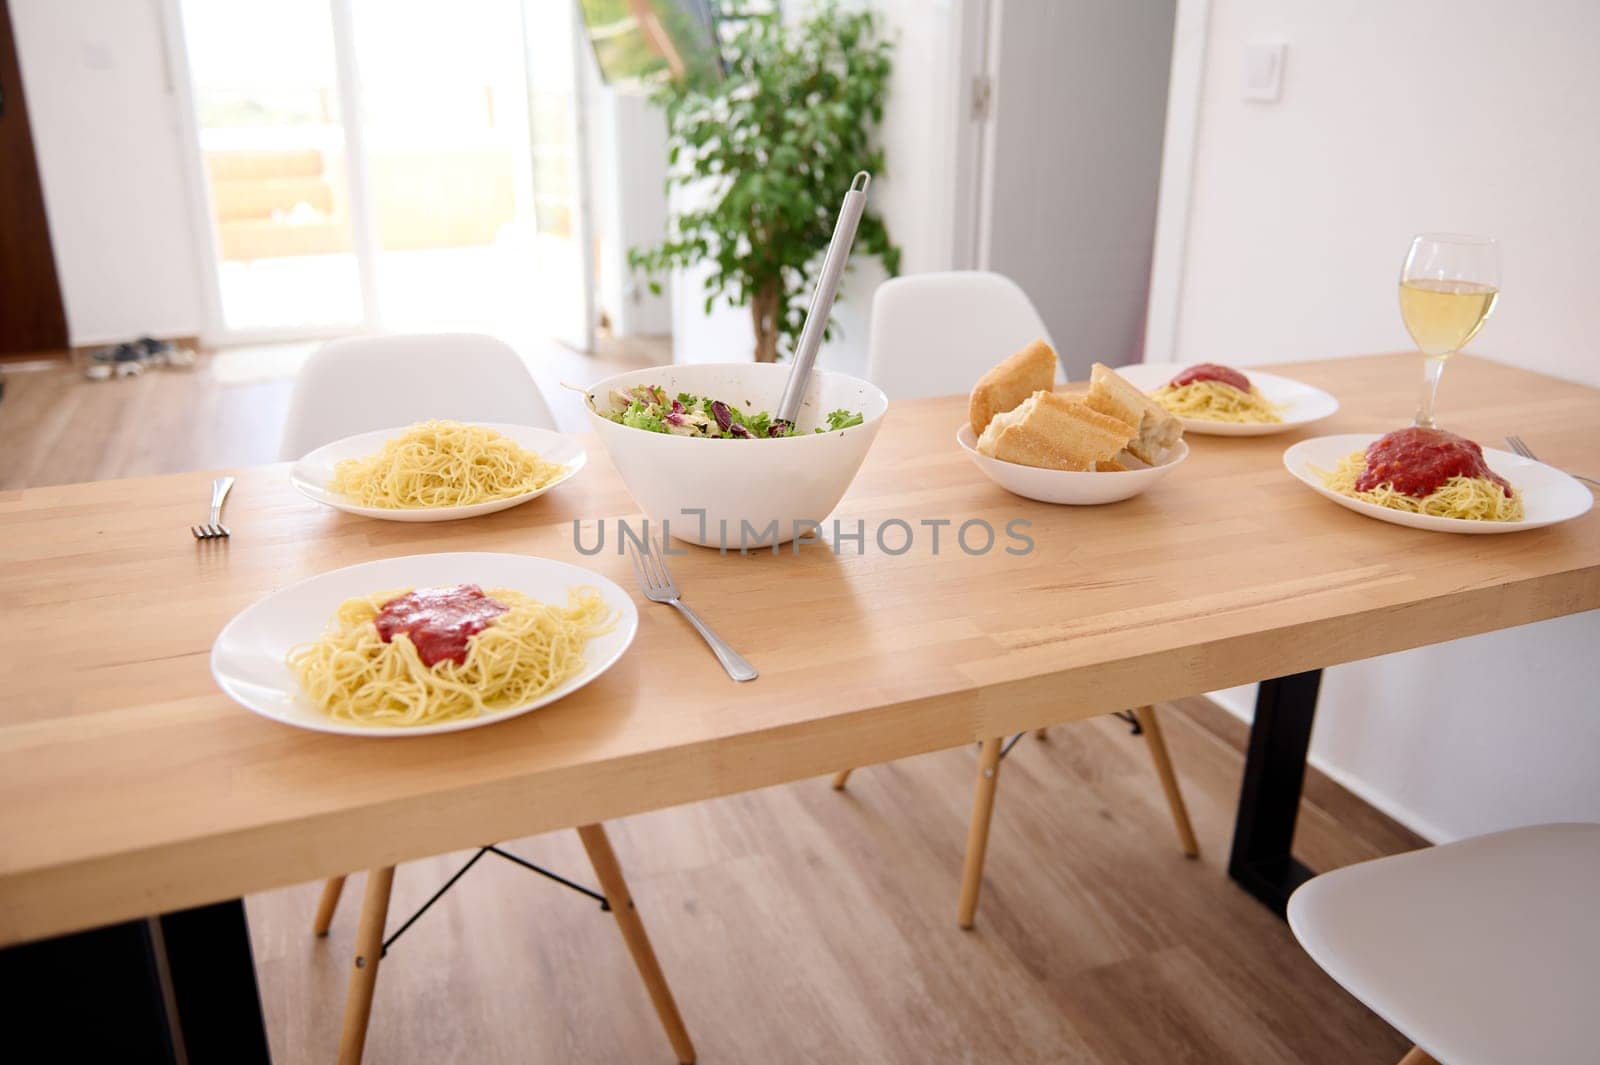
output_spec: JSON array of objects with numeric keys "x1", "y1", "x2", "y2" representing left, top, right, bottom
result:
[
  {"x1": 191, "y1": 524, "x2": 230, "y2": 540},
  {"x1": 625, "y1": 529, "x2": 673, "y2": 600}
]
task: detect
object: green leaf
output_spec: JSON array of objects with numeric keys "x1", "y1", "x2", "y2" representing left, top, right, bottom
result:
[{"x1": 620, "y1": 401, "x2": 666, "y2": 434}]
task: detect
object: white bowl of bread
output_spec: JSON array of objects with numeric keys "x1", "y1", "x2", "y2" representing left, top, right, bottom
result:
[{"x1": 958, "y1": 341, "x2": 1188, "y2": 505}]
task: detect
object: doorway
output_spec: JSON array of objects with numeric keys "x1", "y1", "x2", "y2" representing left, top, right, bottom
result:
[
  {"x1": 963, "y1": 0, "x2": 1178, "y2": 378},
  {"x1": 0, "y1": 0, "x2": 68, "y2": 355},
  {"x1": 167, "y1": 0, "x2": 594, "y2": 350}
]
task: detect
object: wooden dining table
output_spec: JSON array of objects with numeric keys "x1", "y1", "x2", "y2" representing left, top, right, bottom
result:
[{"x1": 2, "y1": 352, "x2": 1597, "y2": 1062}]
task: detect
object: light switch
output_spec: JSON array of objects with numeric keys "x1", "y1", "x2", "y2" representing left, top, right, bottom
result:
[{"x1": 1243, "y1": 42, "x2": 1286, "y2": 103}]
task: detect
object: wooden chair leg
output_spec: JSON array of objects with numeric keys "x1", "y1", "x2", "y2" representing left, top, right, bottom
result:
[
  {"x1": 336, "y1": 866, "x2": 395, "y2": 1065},
  {"x1": 1132, "y1": 705, "x2": 1199, "y2": 858},
  {"x1": 1397, "y1": 1047, "x2": 1438, "y2": 1065},
  {"x1": 314, "y1": 875, "x2": 347, "y2": 936},
  {"x1": 957, "y1": 736, "x2": 1005, "y2": 929},
  {"x1": 830, "y1": 768, "x2": 854, "y2": 790},
  {"x1": 577, "y1": 823, "x2": 696, "y2": 1065}
]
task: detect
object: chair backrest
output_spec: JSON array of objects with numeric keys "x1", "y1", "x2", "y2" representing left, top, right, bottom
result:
[
  {"x1": 866, "y1": 271, "x2": 1057, "y2": 400},
  {"x1": 278, "y1": 333, "x2": 557, "y2": 459}
]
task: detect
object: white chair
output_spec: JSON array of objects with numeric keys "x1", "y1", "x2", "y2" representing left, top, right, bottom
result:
[
  {"x1": 836, "y1": 270, "x2": 1198, "y2": 929},
  {"x1": 278, "y1": 333, "x2": 556, "y2": 459},
  {"x1": 284, "y1": 333, "x2": 692, "y2": 1064},
  {"x1": 865, "y1": 270, "x2": 1057, "y2": 400},
  {"x1": 1288, "y1": 823, "x2": 1600, "y2": 1065}
]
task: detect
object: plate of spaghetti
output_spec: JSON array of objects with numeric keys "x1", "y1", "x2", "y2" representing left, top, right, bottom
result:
[
  {"x1": 211, "y1": 552, "x2": 637, "y2": 735},
  {"x1": 290, "y1": 421, "x2": 585, "y2": 522},
  {"x1": 1283, "y1": 429, "x2": 1593, "y2": 534},
  {"x1": 1112, "y1": 362, "x2": 1338, "y2": 436}
]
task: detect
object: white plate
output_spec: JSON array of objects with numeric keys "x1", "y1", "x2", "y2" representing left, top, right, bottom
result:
[
  {"x1": 289, "y1": 423, "x2": 586, "y2": 522},
  {"x1": 1283, "y1": 434, "x2": 1594, "y2": 534},
  {"x1": 211, "y1": 552, "x2": 638, "y2": 736},
  {"x1": 956, "y1": 424, "x2": 1188, "y2": 505},
  {"x1": 1112, "y1": 362, "x2": 1339, "y2": 436}
]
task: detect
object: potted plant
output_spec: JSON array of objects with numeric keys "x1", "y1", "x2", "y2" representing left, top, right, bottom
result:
[{"x1": 629, "y1": 2, "x2": 901, "y2": 363}]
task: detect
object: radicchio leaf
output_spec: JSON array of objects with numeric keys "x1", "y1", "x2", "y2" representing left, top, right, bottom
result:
[{"x1": 711, "y1": 401, "x2": 734, "y2": 432}]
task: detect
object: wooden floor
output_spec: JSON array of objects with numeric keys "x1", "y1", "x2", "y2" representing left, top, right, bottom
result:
[
  {"x1": 0, "y1": 334, "x2": 668, "y2": 489},
  {"x1": 242, "y1": 701, "x2": 1421, "y2": 1065},
  {"x1": 2, "y1": 348, "x2": 1424, "y2": 1063}
]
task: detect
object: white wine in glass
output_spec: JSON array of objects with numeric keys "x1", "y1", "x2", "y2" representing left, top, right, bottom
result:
[{"x1": 1399, "y1": 234, "x2": 1499, "y2": 428}]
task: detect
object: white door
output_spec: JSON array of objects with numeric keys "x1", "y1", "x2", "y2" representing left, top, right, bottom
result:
[
  {"x1": 972, "y1": 0, "x2": 1177, "y2": 378},
  {"x1": 170, "y1": 0, "x2": 371, "y2": 340}
]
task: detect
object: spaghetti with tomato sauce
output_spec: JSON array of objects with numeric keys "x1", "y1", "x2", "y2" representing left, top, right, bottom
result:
[
  {"x1": 288, "y1": 582, "x2": 615, "y2": 727},
  {"x1": 1318, "y1": 427, "x2": 1523, "y2": 522},
  {"x1": 1151, "y1": 363, "x2": 1284, "y2": 423}
]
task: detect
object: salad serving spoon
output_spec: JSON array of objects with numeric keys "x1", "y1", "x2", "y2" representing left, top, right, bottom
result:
[{"x1": 774, "y1": 171, "x2": 872, "y2": 429}]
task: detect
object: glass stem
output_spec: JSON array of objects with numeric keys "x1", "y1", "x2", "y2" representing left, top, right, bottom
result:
[{"x1": 1415, "y1": 354, "x2": 1447, "y2": 428}]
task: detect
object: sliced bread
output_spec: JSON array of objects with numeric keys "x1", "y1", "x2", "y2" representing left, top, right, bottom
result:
[
  {"x1": 976, "y1": 390, "x2": 1134, "y2": 471},
  {"x1": 1084, "y1": 362, "x2": 1183, "y2": 465},
  {"x1": 968, "y1": 339, "x2": 1059, "y2": 435}
]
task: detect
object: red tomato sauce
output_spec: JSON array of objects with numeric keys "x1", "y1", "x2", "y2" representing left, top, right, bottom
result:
[
  {"x1": 374, "y1": 584, "x2": 508, "y2": 667},
  {"x1": 1356, "y1": 427, "x2": 1512, "y2": 499},
  {"x1": 1170, "y1": 363, "x2": 1252, "y2": 392}
]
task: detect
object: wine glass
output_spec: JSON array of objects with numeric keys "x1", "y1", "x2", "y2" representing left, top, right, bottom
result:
[{"x1": 1399, "y1": 233, "x2": 1500, "y2": 428}]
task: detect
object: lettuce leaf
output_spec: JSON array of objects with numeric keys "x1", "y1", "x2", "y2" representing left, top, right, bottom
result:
[{"x1": 821, "y1": 408, "x2": 864, "y2": 432}]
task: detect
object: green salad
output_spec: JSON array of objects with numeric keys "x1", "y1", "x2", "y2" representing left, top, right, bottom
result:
[{"x1": 598, "y1": 385, "x2": 864, "y2": 439}]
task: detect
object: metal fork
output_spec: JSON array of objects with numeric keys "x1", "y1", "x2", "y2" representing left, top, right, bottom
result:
[
  {"x1": 1504, "y1": 436, "x2": 1600, "y2": 490},
  {"x1": 626, "y1": 531, "x2": 758, "y2": 682},
  {"x1": 192, "y1": 476, "x2": 235, "y2": 540}
]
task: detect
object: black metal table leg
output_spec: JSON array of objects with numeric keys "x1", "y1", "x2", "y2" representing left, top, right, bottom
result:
[
  {"x1": 1228, "y1": 669, "x2": 1323, "y2": 917},
  {"x1": 0, "y1": 898, "x2": 270, "y2": 1063},
  {"x1": 160, "y1": 899, "x2": 272, "y2": 1063},
  {"x1": 0, "y1": 916, "x2": 177, "y2": 1063}
]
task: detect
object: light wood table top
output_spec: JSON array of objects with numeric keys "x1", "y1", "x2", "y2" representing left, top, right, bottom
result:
[{"x1": 2, "y1": 353, "x2": 1597, "y2": 945}]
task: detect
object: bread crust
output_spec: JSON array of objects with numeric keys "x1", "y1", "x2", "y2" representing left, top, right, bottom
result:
[
  {"x1": 976, "y1": 390, "x2": 1133, "y2": 471},
  {"x1": 968, "y1": 339, "x2": 1058, "y2": 435}
]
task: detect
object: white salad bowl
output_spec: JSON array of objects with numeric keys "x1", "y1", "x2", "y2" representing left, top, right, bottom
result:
[
  {"x1": 956, "y1": 423, "x2": 1189, "y2": 505},
  {"x1": 585, "y1": 363, "x2": 889, "y2": 548}
]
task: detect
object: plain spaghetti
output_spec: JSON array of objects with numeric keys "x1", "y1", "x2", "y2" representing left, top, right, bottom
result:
[
  {"x1": 288, "y1": 584, "x2": 615, "y2": 727},
  {"x1": 329, "y1": 421, "x2": 566, "y2": 508}
]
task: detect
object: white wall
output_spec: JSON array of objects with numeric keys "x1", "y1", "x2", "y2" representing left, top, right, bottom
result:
[
  {"x1": 10, "y1": 0, "x2": 206, "y2": 346},
  {"x1": 671, "y1": 0, "x2": 965, "y2": 372},
  {"x1": 1165, "y1": 0, "x2": 1600, "y2": 841}
]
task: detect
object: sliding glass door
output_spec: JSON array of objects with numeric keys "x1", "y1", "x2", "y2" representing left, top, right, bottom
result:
[
  {"x1": 176, "y1": 0, "x2": 366, "y2": 336},
  {"x1": 168, "y1": 0, "x2": 593, "y2": 349}
]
